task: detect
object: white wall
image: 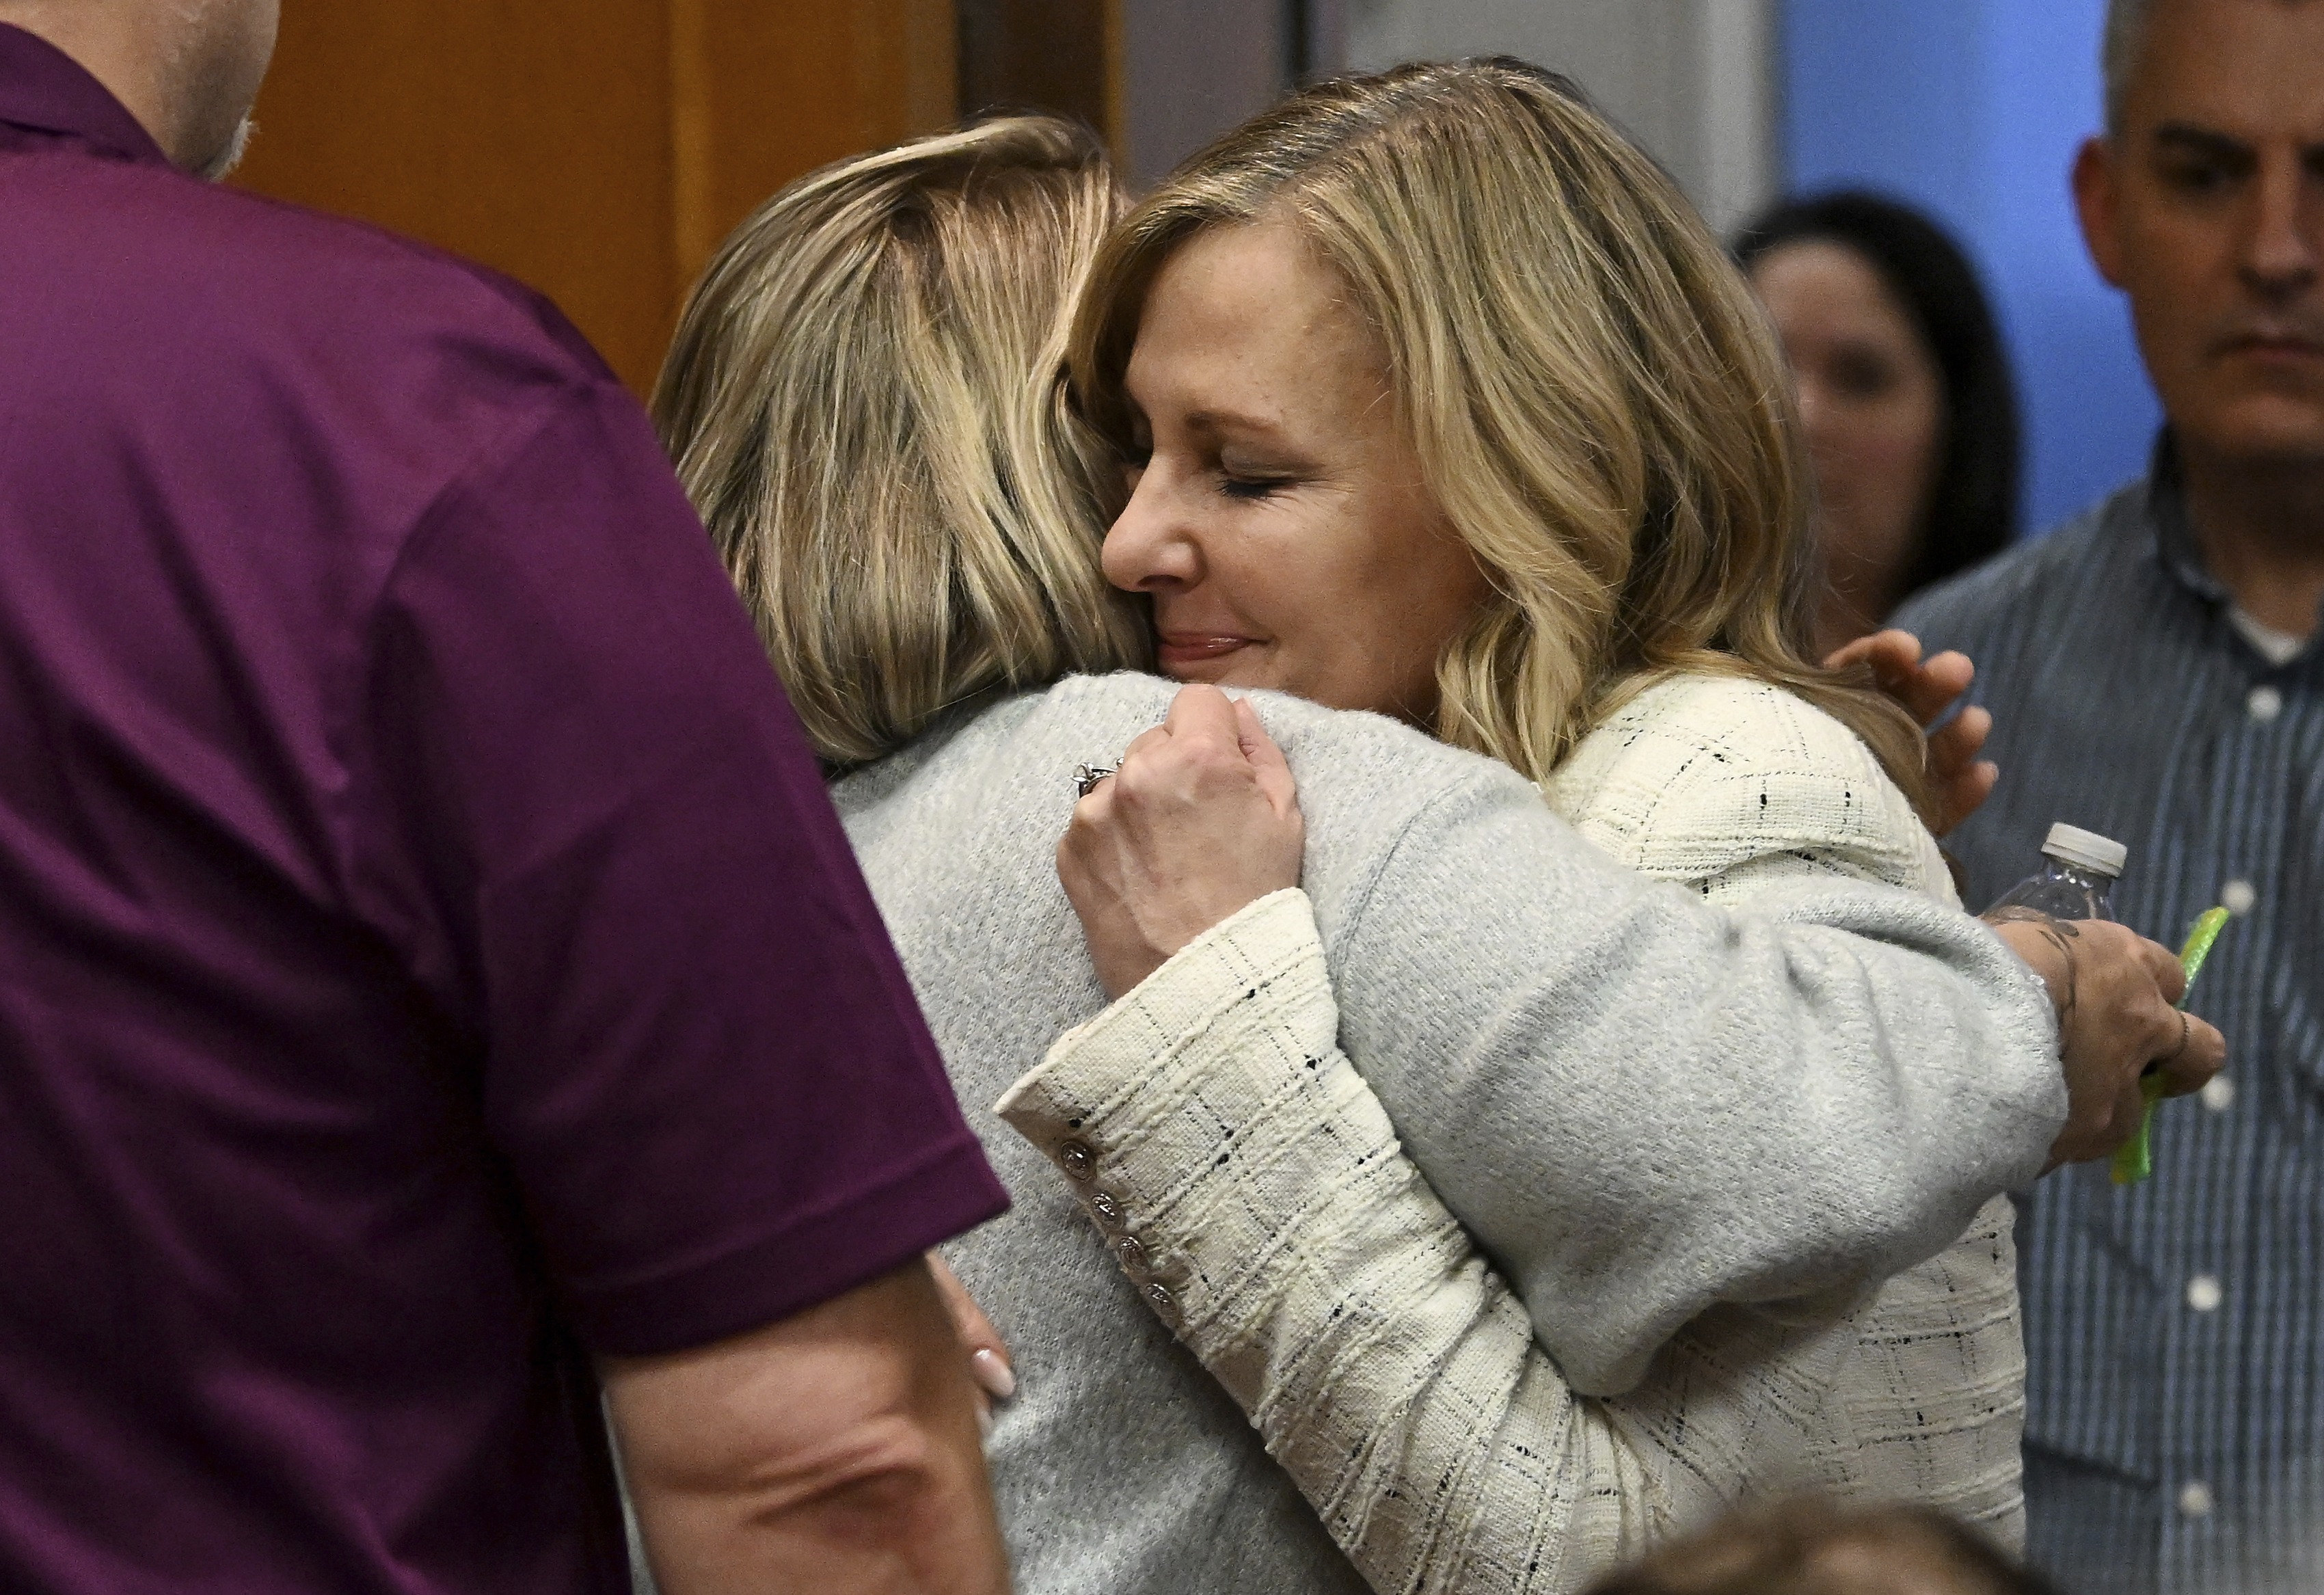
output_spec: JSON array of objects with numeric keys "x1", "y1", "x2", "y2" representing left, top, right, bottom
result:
[{"x1": 1345, "y1": 0, "x2": 1779, "y2": 234}]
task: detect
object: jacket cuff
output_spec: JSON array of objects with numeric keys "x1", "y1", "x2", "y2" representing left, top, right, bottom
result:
[
  {"x1": 992, "y1": 887, "x2": 1335, "y2": 1331},
  {"x1": 995, "y1": 887, "x2": 1320, "y2": 1123}
]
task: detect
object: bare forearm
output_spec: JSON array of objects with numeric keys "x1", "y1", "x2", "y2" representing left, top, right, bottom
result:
[
  {"x1": 608, "y1": 1261, "x2": 1010, "y2": 1595},
  {"x1": 627, "y1": 1421, "x2": 1002, "y2": 1595}
]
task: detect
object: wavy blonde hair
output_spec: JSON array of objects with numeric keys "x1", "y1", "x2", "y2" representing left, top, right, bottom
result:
[
  {"x1": 654, "y1": 116, "x2": 1146, "y2": 766},
  {"x1": 1070, "y1": 59, "x2": 1932, "y2": 814}
]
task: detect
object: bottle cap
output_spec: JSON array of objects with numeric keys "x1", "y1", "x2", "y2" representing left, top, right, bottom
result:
[{"x1": 2042, "y1": 822, "x2": 2128, "y2": 877}]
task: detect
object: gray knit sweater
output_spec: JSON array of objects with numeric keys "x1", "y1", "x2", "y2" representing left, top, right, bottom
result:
[{"x1": 830, "y1": 673, "x2": 2062, "y2": 1595}]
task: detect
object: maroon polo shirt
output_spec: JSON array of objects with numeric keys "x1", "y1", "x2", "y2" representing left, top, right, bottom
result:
[{"x1": 0, "y1": 26, "x2": 1007, "y2": 1595}]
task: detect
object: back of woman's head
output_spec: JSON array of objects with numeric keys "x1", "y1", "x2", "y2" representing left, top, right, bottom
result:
[
  {"x1": 1071, "y1": 58, "x2": 1929, "y2": 808},
  {"x1": 1735, "y1": 190, "x2": 2021, "y2": 593},
  {"x1": 656, "y1": 116, "x2": 1146, "y2": 767}
]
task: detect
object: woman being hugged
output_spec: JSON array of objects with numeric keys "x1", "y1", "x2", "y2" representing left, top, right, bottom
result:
[{"x1": 1008, "y1": 57, "x2": 2170, "y2": 1590}]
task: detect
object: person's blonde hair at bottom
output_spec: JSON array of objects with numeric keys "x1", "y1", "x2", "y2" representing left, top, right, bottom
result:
[
  {"x1": 1584, "y1": 1497, "x2": 2055, "y2": 1595},
  {"x1": 1071, "y1": 59, "x2": 1933, "y2": 815},
  {"x1": 654, "y1": 116, "x2": 1146, "y2": 767}
]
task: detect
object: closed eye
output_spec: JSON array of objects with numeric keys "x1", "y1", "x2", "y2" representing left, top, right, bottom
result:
[{"x1": 1220, "y1": 474, "x2": 1292, "y2": 501}]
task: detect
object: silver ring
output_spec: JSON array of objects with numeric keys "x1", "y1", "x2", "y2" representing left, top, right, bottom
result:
[{"x1": 1072, "y1": 763, "x2": 1117, "y2": 798}]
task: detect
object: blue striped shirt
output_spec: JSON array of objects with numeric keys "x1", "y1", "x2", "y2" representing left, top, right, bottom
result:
[{"x1": 1895, "y1": 443, "x2": 2324, "y2": 1594}]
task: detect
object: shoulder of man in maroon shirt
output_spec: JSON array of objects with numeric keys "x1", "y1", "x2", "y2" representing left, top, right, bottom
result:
[{"x1": 0, "y1": 18, "x2": 1008, "y2": 1595}]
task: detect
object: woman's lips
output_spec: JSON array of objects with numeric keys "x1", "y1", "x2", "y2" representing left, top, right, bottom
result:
[{"x1": 1155, "y1": 632, "x2": 1260, "y2": 671}]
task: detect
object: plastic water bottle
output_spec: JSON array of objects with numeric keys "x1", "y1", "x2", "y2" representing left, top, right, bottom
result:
[{"x1": 1984, "y1": 822, "x2": 2127, "y2": 921}]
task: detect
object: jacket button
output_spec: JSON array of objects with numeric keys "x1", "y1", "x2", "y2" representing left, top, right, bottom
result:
[
  {"x1": 1114, "y1": 1235, "x2": 1149, "y2": 1273},
  {"x1": 1087, "y1": 1188, "x2": 1122, "y2": 1227},
  {"x1": 1143, "y1": 1282, "x2": 1178, "y2": 1321},
  {"x1": 1057, "y1": 1140, "x2": 1095, "y2": 1181}
]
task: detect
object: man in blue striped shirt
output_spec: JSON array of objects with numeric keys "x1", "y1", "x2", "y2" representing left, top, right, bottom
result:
[{"x1": 1895, "y1": 1, "x2": 2324, "y2": 1589}]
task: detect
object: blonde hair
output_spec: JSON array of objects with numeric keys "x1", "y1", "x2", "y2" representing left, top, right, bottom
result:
[
  {"x1": 1071, "y1": 59, "x2": 1932, "y2": 814},
  {"x1": 655, "y1": 116, "x2": 1146, "y2": 766}
]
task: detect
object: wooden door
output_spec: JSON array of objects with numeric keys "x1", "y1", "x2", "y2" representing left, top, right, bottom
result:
[
  {"x1": 958, "y1": 0, "x2": 1117, "y2": 148},
  {"x1": 232, "y1": 1, "x2": 955, "y2": 394}
]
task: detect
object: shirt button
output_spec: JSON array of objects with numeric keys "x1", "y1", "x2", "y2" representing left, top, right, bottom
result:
[
  {"x1": 1142, "y1": 1281, "x2": 1179, "y2": 1322},
  {"x1": 1113, "y1": 1235, "x2": 1150, "y2": 1274},
  {"x1": 2179, "y1": 1481, "x2": 2215, "y2": 1519},
  {"x1": 2187, "y1": 1274, "x2": 2224, "y2": 1313},
  {"x1": 2221, "y1": 878, "x2": 2257, "y2": 915},
  {"x1": 2202, "y1": 1075, "x2": 2237, "y2": 1112},
  {"x1": 1057, "y1": 1140, "x2": 1096, "y2": 1181},
  {"x1": 1087, "y1": 1188, "x2": 1122, "y2": 1227},
  {"x1": 2248, "y1": 684, "x2": 2284, "y2": 723}
]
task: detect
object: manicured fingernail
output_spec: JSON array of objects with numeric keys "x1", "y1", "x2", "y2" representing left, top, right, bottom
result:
[{"x1": 971, "y1": 1348, "x2": 1016, "y2": 1401}]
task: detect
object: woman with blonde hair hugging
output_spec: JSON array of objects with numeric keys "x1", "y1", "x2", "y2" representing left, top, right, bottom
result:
[
  {"x1": 1001, "y1": 56, "x2": 2141, "y2": 1590},
  {"x1": 649, "y1": 106, "x2": 2215, "y2": 1595}
]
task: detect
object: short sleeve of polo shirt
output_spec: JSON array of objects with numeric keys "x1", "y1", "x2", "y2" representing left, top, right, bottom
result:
[{"x1": 351, "y1": 374, "x2": 1008, "y2": 1358}]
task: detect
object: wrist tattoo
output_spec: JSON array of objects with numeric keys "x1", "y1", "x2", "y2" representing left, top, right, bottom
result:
[{"x1": 1986, "y1": 909, "x2": 2082, "y2": 1038}]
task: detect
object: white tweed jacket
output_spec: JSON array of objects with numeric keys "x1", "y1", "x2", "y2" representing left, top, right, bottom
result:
[{"x1": 998, "y1": 673, "x2": 2028, "y2": 1594}]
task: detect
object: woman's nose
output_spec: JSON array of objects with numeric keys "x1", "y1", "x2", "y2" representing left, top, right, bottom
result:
[
  {"x1": 1793, "y1": 371, "x2": 1831, "y2": 439},
  {"x1": 1102, "y1": 465, "x2": 1202, "y2": 593}
]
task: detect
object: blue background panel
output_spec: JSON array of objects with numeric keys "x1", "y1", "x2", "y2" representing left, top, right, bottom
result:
[{"x1": 1783, "y1": 0, "x2": 2161, "y2": 536}]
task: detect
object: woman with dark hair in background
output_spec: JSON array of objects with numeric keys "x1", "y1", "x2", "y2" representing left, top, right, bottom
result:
[{"x1": 1736, "y1": 192, "x2": 2022, "y2": 656}]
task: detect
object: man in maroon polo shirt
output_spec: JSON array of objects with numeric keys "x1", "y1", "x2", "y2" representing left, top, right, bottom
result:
[{"x1": 0, "y1": 3, "x2": 1012, "y2": 1592}]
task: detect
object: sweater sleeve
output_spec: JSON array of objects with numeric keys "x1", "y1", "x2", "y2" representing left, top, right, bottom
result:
[
  {"x1": 1314, "y1": 759, "x2": 2057, "y2": 1397},
  {"x1": 1537, "y1": 679, "x2": 2023, "y2": 1544},
  {"x1": 996, "y1": 891, "x2": 1845, "y2": 1595}
]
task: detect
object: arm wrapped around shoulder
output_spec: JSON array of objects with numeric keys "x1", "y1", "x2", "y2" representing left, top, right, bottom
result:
[
  {"x1": 1315, "y1": 766, "x2": 2065, "y2": 1396},
  {"x1": 999, "y1": 891, "x2": 1459, "y2": 1425},
  {"x1": 998, "y1": 889, "x2": 1844, "y2": 1594}
]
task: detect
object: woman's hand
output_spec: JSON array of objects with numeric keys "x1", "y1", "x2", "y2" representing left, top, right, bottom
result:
[
  {"x1": 1057, "y1": 684, "x2": 1305, "y2": 1000},
  {"x1": 1827, "y1": 628, "x2": 1997, "y2": 835},
  {"x1": 925, "y1": 1252, "x2": 1014, "y2": 1431},
  {"x1": 1986, "y1": 914, "x2": 2227, "y2": 1170}
]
